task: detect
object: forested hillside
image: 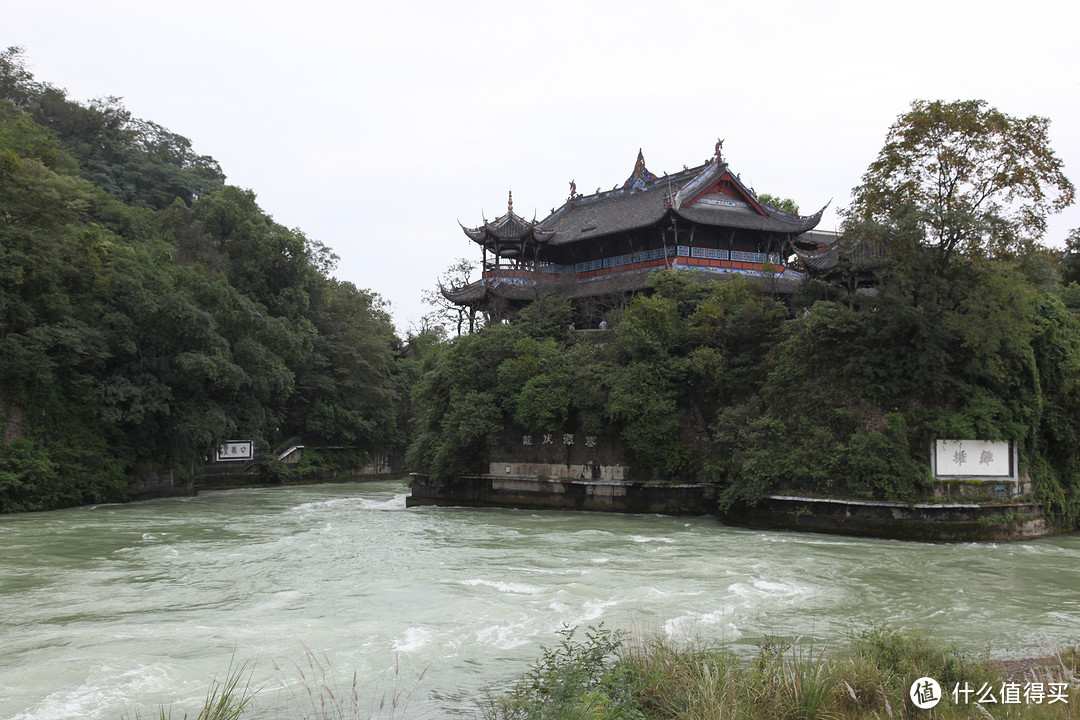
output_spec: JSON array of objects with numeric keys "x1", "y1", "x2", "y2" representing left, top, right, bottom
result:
[{"x1": 0, "y1": 48, "x2": 404, "y2": 512}]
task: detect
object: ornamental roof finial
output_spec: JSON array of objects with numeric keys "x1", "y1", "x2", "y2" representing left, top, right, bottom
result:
[
  {"x1": 625, "y1": 149, "x2": 651, "y2": 191},
  {"x1": 715, "y1": 138, "x2": 725, "y2": 159},
  {"x1": 507, "y1": 189, "x2": 513, "y2": 212}
]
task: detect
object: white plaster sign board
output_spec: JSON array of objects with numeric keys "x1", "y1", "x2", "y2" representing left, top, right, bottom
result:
[
  {"x1": 934, "y1": 439, "x2": 1012, "y2": 477},
  {"x1": 216, "y1": 441, "x2": 254, "y2": 462}
]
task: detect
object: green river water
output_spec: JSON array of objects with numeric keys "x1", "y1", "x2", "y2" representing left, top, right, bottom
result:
[{"x1": 1, "y1": 480, "x2": 1078, "y2": 718}]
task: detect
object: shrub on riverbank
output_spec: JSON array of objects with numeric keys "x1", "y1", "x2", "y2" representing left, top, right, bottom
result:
[
  {"x1": 127, "y1": 625, "x2": 1079, "y2": 719},
  {"x1": 484, "y1": 625, "x2": 1079, "y2": 720}
]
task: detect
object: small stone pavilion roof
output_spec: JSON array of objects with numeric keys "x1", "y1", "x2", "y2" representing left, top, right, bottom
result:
[{"x1": 510, "y1": 148, "x2": 827, "y2": 248}]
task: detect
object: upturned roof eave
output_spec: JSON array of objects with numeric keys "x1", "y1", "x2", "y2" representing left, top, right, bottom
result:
[
  {"x1": 672, "y1": 206, "x2": 825, "y2": 234},
  {"x1": 458, "y1": 218, "x2": 556, "y2": 247},
  {"x1": 459, "y1": 219, "x2": 488, "y2": 242}
]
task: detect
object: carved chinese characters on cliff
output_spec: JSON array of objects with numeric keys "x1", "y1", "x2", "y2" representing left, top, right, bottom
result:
[{"x1": 521, "y1": 431, "x2": 601, "y2": 451}]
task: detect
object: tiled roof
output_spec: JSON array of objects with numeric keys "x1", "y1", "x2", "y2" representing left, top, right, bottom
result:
[
  {"x1": 537, "y1": 182, "x2": 675, "y2": 245},
  {"x1": 535, "y1": 157, "x2": 825, "y2": 245}
]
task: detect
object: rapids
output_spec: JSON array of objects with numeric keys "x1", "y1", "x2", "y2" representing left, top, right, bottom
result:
[{"x1": 1, "y1": 480, "x2": 1077, "y2": 718}]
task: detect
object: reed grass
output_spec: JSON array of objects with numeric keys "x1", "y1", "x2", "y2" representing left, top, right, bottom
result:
[
  {"x1": 269, "y1": 644, "x2": 427, "y2": 720},
  {"x1": 486, "y1": 625, "x2": 1080, "y2": 720},
  {"x1": 122, "y1": 656, "x2": 255, "y2": 720},
  {"x1": 127, "y1": 627, "x2": 1079, "y2": 719}
]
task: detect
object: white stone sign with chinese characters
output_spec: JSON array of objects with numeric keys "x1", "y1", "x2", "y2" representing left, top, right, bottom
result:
[
  {"x1": 215, "y1": 441, "x2": 254, "y2": 462},
  {"x1": 934, "y1": 439, "x2": 1013, "y2": 478}
]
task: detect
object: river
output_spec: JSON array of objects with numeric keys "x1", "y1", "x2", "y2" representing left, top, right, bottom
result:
[{"x1": 1, "y1": 480, "x2": 1078, "y2": 718}]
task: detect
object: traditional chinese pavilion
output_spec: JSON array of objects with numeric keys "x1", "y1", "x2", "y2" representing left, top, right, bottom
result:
[
  {"x1": 791, "y1": 230, "x2": 888, "y2": 299},
  {"x1": 445, "y1": 144, "x2": 829, "y2": 321}
]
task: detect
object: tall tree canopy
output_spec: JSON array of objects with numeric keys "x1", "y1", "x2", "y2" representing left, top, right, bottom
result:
[
  {"x1": 0, "y1": 46, "x2": 225, "y2": 210},
  {"x1": 420, "y1": 258, "x2": 483, "y2": 337},
  {"x1": 845, "y1": 99, "x2": 1074, "y2": 267}
]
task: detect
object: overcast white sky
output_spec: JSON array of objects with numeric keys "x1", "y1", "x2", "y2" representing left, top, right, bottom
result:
[{"x1": 9, "y1": 0, "x2": 1080, "y2": 332}]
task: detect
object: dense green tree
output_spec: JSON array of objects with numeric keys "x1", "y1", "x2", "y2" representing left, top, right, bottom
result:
[
  {"x1": 0, "y1": 47, "x2": 225, "y2": 210},
  {"x1": 845, "y1": 99, "x2": 1074, "y2": 269},
  {"x1": 407, "y1": 254, "x2": 1080, "y2": 526},
  {"x1": 407, "y1": 273, "x2": 788, "y2": 481},
  {"x1": 755, "y1": 192, "x2": 799, "y2": 214},
  {"x1": 421, "y1": 258, "x2": 484, "y2": 336},
  {"x1": 288, "y1": 280, "x2": 398, "y2": 450},
  {"x1": 1061, "y1": 228, "x2": 1080, "y2": 289},
  {"x1": 407, "y1": 323, "x2": 522, "y2": 477},
  {"x1": 192, "y1": 186, "x2": 319, "y2": 317}
]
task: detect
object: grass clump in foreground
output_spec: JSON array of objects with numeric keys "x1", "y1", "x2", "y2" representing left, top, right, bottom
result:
[
  {"x1": 125, "y1": 647, "x2": 424, "y2": 720},
  {"x1": 484, "y1": 624, "x2": 1080, "y2": 720},
  {"x1": 124, "y1": 657, "x2": 256, "y2": 720},
  {"x1": 270, "y1": 643, "x2": 425, "y2": 720}
]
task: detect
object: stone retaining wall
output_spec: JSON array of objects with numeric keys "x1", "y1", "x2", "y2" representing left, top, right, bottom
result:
[
  {"x1": 406, "y1": 475, "x2": 1057, "y2": 541},
  {"x1": 407, "y1": 474, "x2": 720, "y2": 515},
  {"x1": 721, "y1": 495, "x2": 1050, "y2": 542}
]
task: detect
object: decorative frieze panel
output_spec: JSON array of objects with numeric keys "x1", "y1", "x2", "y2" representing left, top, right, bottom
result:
[{"x1": 690, "y1": 247, "x2": 730, "y2": 260}]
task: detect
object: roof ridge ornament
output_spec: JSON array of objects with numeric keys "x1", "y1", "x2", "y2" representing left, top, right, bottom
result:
[
  {"x1": 715, "y1": 138, "x2": 724, "y2": 161},
  {"x1": 508, "y1": 189, "x2": 513, "y2": 212},
  {"x1": 624, "y1": 149, "x2": 651, "y2": 191}
]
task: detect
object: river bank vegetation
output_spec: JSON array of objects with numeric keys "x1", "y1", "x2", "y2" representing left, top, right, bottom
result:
[
  {"x1": 484, "y1": 624, "x2": 1080, "y2": 720},
  {"x1": 0, "y1": 48, "x2": 415, "y2": 512},
  {"x1": 134, "y1": 625, "x2": 1079, "y2": 719}
]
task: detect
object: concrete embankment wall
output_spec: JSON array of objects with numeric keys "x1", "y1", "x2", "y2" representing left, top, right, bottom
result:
[
  {"x1": 407, "y1": 475, "x2": 1056, "y2": 541},
  {"x1": 194, "y1": 466, "x2": 398, "y2": 491},
  {"x1": 724, "y1": 495, "x2": 1050, "y2": 542},
  {"x1": 131, "y1": 454, "x2": 401, "y2": 499},
  {"x1": 407, "y1": 474, "x2": 720, "y2": 515}
]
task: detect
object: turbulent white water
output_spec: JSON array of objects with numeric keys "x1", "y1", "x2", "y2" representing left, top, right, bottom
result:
[{"x1": 1, "y1": 480, "x2": 1078, "y2": 718}]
